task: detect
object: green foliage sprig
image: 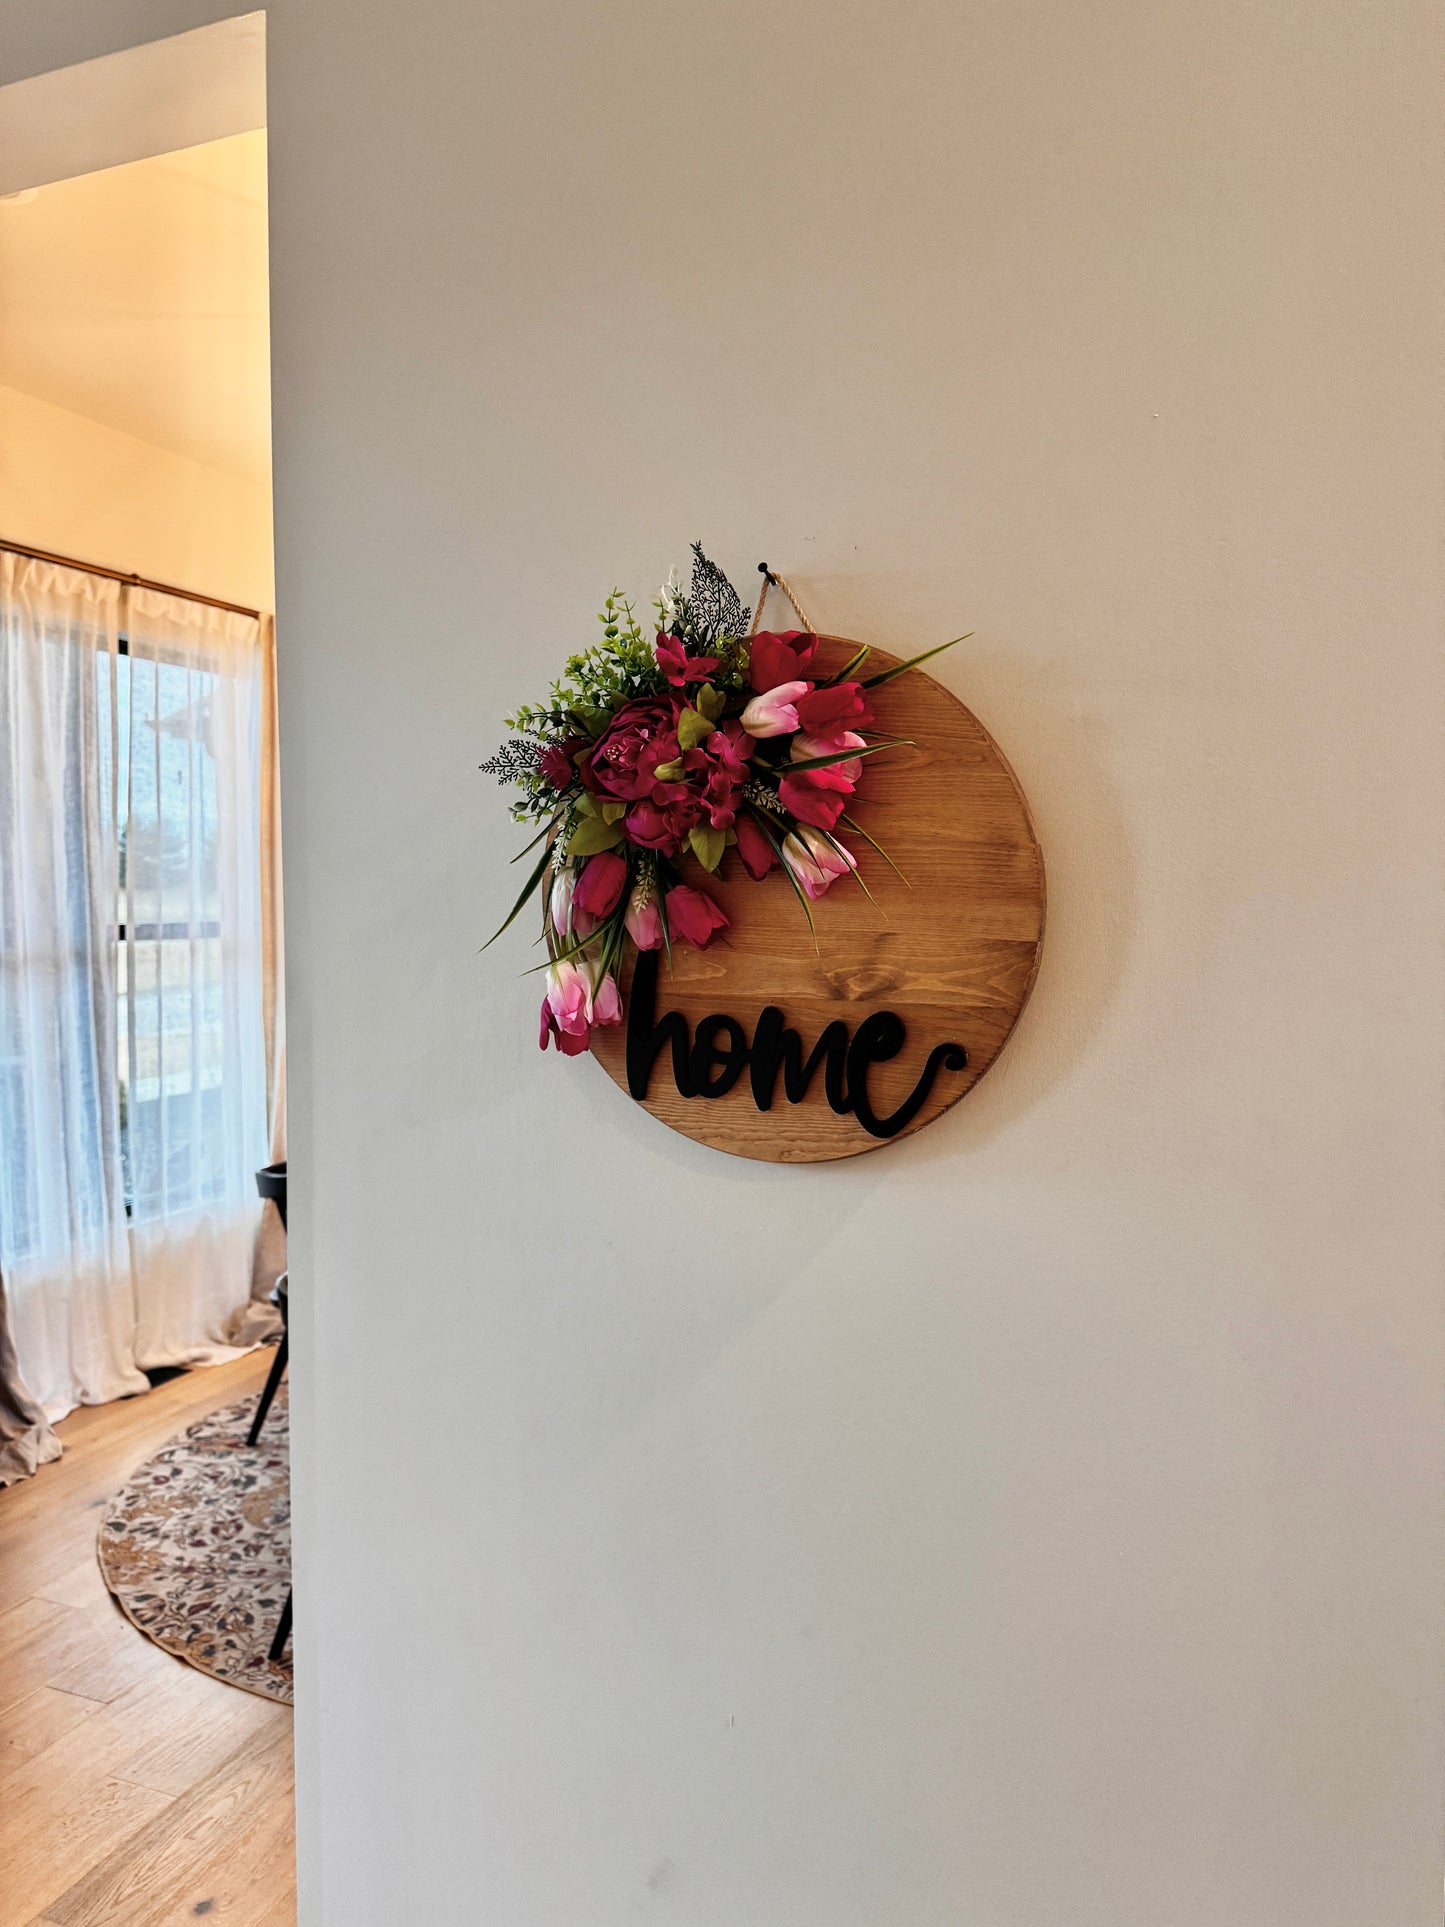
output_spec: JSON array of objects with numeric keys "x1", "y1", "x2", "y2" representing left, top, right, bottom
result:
[{"x1": 506, "y1": 593, "x2": 663, "y2": 742}]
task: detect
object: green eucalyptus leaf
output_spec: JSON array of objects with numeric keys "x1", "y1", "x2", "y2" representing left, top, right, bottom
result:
[
  {"x1": 652, "y1": 758, "x2": 685, "y2": 783},
  {"x1": 599, "y1": 800, "x2": 628, "y2": 823},
  {"x1": 677, "y1": 708, "x2": 714, "y2": 752},
  {"x1": 688, "y1": 824, "x2": 726, "y2": 872},
  {"x1": 696, "y1": 684, "x2": 725, "y2": 724},
  {"x1": 568, "y1": 815, "x2": 625, "y2": 857}
]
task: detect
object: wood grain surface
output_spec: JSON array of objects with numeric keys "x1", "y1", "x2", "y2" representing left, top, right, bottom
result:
[
  {"x1": 0, "y1": 1352, "x2": 295, "y2": 1927},
  {"x1": 590, "y1": 637, "x2": 1045, "y2": 1161}
]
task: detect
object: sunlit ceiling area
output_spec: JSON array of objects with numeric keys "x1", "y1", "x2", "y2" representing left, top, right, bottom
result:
[{"x1": 0, "y1": 130, "x2": 270, "y2": 484}]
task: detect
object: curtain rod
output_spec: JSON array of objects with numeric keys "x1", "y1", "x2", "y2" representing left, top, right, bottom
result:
[{"x1": 0, "y1": 536, "x2": 261, "y2": 620}]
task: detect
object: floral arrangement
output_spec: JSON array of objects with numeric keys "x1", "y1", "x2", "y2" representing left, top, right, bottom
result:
[{"x1": 482, "y1": 546, "x2": 958, "y2": 1055}]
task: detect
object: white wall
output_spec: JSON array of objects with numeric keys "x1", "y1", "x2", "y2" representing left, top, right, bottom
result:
[
  {"x1": 0, "y1": 13, "x2": 264, "y2": 196},
  {"x1": 0, "y1": 384, "x2": 273, "y2": 610},
  {"x1": 10, "y1": 4, "x2": 1445, "y2": 1924}
]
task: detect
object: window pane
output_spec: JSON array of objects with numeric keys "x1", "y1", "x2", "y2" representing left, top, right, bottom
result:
[{"x1": 117, "y1": 649, "x2": 227, "y2": 1223}]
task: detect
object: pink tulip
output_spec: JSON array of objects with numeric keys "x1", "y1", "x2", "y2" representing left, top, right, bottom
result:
[
  {"x1": 777, "y1": 773, "x2": 847, "y2": 831},
  {"x1": 793, "y1": 729, "x2": 865, "y2": 787},
  {"x1": 794, "y1": 681, "x2": 874, "y2": 737},
  {"x1": 665, "y1": 884, "x2": 728, "y2": 948},
  {"x1": 539, "y1": 996, "x2": 589, "y2": 1054},
  {"x1": 549, "y1": 863, "x2": 576, "y2": 935},
  {"x1": 780, "y1": 827, "x2": 857, "y2": 900},
  {"x1": 587, "y1": 967, "x2": 623, "y2": 1027},
  {"x1": 573, "y1": 849, "x2": 628, "y2": 920},
  {"x1": 624, "y1": 883, "x2": 664, "y2": 949},
  {"x1": 734, "y1": 812, "x2": 777, "y2": 881},
  {"x1": 545, "y1": 958, "x2": 590, "y2": 1033},
  {"x1": 740, "y1": 679, "x2": 810, "y2": 739},
  {"x1": 538, "y1": 957, "x2": 623, "y2": 1054},
  {"x1": 748, "y1": 630, "x2": 818, "y2": 693},
  {"x1": 539, "y1": 958, "x2": 593, "y2": 1054}
]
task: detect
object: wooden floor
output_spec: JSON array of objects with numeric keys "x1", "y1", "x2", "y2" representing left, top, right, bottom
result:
[{"x1": 0, "y1": 1351, "x2": 296, "y2": 1927}]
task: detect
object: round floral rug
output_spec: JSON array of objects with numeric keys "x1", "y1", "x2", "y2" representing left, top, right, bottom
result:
[{"x1": 97, "y1": 1382, "x2": 292, "y2": 1703}]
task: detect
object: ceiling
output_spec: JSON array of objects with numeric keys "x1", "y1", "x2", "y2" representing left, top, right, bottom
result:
[{"x1": 0, "y1": 130, "x2": 271, "y2": 484}]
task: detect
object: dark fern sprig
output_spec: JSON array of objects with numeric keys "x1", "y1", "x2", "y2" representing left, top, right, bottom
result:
[
  {"x1": 479, "y1": 738, "x2": 544, "y2": 784},
  {"x1": 688, "y1": 542, "x2": 752, "y2": 648}
]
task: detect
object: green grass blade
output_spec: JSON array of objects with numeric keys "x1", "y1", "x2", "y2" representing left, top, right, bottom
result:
[
  {"x1": 840, "y1": 810, "x2": 909, "y2": 884},
  {"x1": 824, "y1": 644, "x2": 871, "y2": 684},
  {"x1": 482, "y1": 841, "x2": 554, "y2": 949},
  {"x1": 816, "y1": 824, "x2": 883, "y2": 912},
  {"x1": 783, "y1": 740, "x2": 909, "y2": 776},
  {"x1": 751, "y1": 810, "x2": 817, "y2": 948},
  {"x1": 861, "y1": 633, "x2": 971, "y2": 689},
  {"x1": 509, "y1": 811, "x2": 567, "y2": 863},
  {"x1": 658, "y1": 892, "x2": 675, "y2": 974}
]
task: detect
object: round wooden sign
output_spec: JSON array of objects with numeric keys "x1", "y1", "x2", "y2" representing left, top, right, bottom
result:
[{"x1": 590, "y1": 638, "x2": 1045, "y2": 1161}]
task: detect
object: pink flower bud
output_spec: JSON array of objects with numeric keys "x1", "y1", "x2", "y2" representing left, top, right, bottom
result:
[
  {"x1": 739, "y1": 679, "x2": 810, "y2": 739},
  {"x1": 780, "y1": 828, "x2": 857, "y2": 901},
  {"x1": 624, "y1": 884, "x2": 664, "y2": 950},
  {"x1": 587, "y1": 968, "x2": 623, "y2": 1027},
  {"x1": 549, "y1": 863, "x2": 576, "y2": 934},
  {"x1": 734, "y1": 812, "x2": 777, "y2": 881},
  {"x1": 665, "y1": 884, "x2": 728, "y2": 948},
  {"x1": 539, "y1": 958, "x2": 594, "y2": 1054},
  {"x1": 793, "y1": 729, "x2": 865, "y2": 786},
  {"x1": 572, "y1": 850, "x2": 627, "y2": 920}
]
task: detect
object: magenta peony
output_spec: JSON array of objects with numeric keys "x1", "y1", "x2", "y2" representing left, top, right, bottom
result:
[
  {"x1": 585, "y1": 694, "x2": 685, "y2": 802},
  {"x1": 586, "y1": 693, "x2": 752, "y2": 858},
  {"x1": 665, "y1": 884, "x2": 728, "y2": 948}
]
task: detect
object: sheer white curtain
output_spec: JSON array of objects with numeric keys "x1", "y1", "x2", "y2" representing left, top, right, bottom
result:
[
  {"x1": 121, "y1": 586, "x2": 268, "y2": 1370},
  {"x1": 0, "y1": 554, "x2": 145, "y2": 1417},
  {"x1": 0, "y1": 556, "x2": 270, "y2": 1429}
]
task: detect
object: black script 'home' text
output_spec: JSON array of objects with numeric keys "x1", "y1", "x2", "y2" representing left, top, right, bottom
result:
[{"x1": 624, "y1": 950, "x2": 968, "y2": 1140}]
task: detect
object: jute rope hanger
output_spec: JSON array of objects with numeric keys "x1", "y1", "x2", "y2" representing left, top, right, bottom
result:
[{"x1": 750, "y1": 562, "x2": 817, "y2": 636}]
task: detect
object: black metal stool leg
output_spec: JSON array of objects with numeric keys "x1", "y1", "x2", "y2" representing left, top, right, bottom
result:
[
  {"x1": 269, "y1": 1588, "x2": 293, "y2": 1664},
  {"x1": 247, "y1": 1332, "x2": 288, "y2": 1446}
]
